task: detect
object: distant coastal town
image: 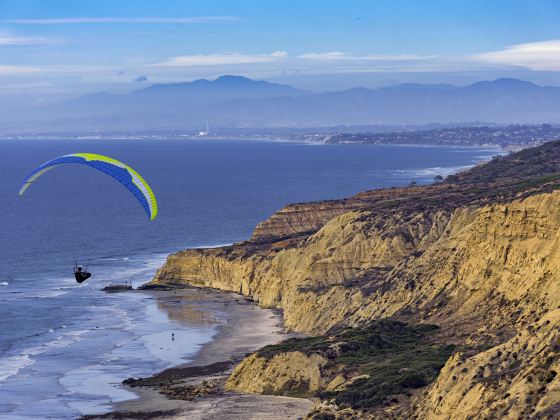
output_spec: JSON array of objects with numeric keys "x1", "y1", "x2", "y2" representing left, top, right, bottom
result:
[
  {"x1": 2, "y1": 124, "x2": 559, "y2": 151},
  {"x1": 294, "y1": 124, "x2": 560, "y2": 150}
]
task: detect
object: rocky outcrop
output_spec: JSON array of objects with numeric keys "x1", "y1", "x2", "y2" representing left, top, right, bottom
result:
[
  {"x1": 151, "y1": 141, "x2": 560, "y2": 417},
  {"x1": 226, "y1": 352, "x2": 329, "y2": 396},
  {"x1": 251, "y1": 200, "x2": 357, "y2": 241}
]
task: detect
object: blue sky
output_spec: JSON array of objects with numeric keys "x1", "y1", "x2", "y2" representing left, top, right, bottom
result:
[{"x1": 1, "y1": 0, "x2": 560, "y2": 106}]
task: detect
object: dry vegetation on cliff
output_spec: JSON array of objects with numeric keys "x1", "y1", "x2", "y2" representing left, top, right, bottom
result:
[
  {"x1": 246, "y1": 320, "x2": 456, "y2": 410},
  {"x1": 151, "y1": 140, "x2": 560, "y2": 419}
]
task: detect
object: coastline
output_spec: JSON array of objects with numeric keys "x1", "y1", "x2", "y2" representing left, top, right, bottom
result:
[
  {"x1": 82, "y1": 287, "x2": 314, "y2": 420},
  {"x1": 0, "y1": 140, "x2": 499, "y2": 419},
  {"x1": 77, "y1": 144, "x2": 503, "y2": 420}
]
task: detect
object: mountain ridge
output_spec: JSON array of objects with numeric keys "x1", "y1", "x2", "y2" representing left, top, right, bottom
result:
[{"x1": 2, "y1": 77, "x2": 560, "y2": 132}]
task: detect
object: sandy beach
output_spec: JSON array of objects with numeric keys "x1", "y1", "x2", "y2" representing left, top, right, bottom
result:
[{"x1": 81, "y1": 287, "x2": 313, "y2": 420}]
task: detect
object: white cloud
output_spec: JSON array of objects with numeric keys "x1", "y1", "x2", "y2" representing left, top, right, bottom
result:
[
  {"x1": 299, "y1": 51, "x2": 348, "y2": 60},
  {"x1": 0, "y1": 64, "x2": 41, "y2": 75},
  {"x1": 151, "y1": 50, "x2": 435, "y2": 71},
  {"x1": 151, "y1": 52, "x2": 288, "y2": 67},
  {"x1": 6, "y1": 17, "x2": 241, "y2": 25},
  {"x1": 472, "y1": 40, "x2": 560, "y2": 71},
  {"x1": 298, "y1": 51, "x2": 435, "y2": 61},
  {"x1": 0, "y1": 31, "x2": 48, "y2": 46}
]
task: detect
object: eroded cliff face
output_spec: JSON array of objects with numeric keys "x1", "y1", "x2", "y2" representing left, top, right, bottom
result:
[
  {"x1": 413, "y1": 310, "x2": 560, "y2": 419},
  {"x1": 154, "y1": 191, "x2": 560, "y2": 333},
  {"x1": 150, "y1": 142, "x2": 560, "y2": 418},
  {"x1": 154, "y1": 208, "x2": 455, "y2": 334}
]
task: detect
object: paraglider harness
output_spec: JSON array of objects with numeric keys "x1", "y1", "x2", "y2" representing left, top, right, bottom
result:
[{"x1": 74, "y1": 264, "x2": 91, "y2": 283}]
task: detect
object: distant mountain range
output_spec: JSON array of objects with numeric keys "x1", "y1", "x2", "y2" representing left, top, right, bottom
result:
[{"x1": 2, "y1": 76, "x2": 560, "y2": 133}]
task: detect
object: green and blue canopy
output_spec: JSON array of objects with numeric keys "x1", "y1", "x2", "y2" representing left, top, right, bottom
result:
[{"x1": 19, "y1": 153, "x2": 158, "y2": 221}]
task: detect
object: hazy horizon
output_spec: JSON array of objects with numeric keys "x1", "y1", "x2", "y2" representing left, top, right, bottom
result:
[{"x1": 1, "y1": 0, "x2": 560, "y2": 111}]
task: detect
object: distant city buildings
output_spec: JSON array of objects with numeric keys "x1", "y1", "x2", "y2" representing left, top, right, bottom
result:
[
  {"x1": 198, "y1": 122, "x2": 210, "y2": 137},
  {"x1": 2, "y1": 124, "x2": 559, "y2": 149},
  {"x1": 319, "y1": 125, "x2": 560, "y2": 148}
]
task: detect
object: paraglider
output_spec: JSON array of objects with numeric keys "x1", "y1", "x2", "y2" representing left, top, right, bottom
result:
[
  {"x1": 74, "y1": 264, "x2": 91, "y2": 283},
  {"x1": 20, "y1": 153, "x2": 158, "y2": 286},
  {"x1": 19, "y1": 153, "x2": 158, "y2": 220}
]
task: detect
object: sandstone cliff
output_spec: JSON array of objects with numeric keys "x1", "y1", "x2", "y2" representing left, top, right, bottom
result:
[
  {"x1": 226, "y1": 351, "x2": 329, "y2": 396},
  {"x1": 151, "y1": 141, "x2": 560, "y2": 418}
]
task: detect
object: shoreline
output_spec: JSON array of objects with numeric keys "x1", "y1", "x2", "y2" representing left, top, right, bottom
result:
[{"x1": 82, "y1": 287, "x2": 314, "y2": 420}]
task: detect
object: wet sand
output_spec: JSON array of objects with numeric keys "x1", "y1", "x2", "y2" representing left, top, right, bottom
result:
[{"x1": 82, "y1": 287, "x2": 313, "y2": 420}]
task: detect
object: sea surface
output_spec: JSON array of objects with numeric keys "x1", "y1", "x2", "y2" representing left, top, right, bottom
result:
[{"x1": 0, "y1": 139, "x2": 500, "y2": 418}]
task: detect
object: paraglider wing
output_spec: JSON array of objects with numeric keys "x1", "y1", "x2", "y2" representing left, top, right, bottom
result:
[{"x1": 19, "y1": 153, "x2": 158, "y2": 220}]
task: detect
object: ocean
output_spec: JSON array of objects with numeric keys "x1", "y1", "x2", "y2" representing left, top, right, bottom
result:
[{"x1": 0, "y1": 139, "x2": 500, "y2": 418}]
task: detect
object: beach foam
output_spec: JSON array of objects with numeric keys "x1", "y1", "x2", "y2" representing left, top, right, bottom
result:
[
  {"x1": 0, "y1": 330, "x2": 88, "y2": 382},
  {"x1": 0, "y1": 354, "x2": 35, "y2": 381}
]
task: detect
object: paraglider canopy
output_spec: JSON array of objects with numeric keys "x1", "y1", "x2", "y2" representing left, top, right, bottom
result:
[{"x1": 19, "y1": 153, "x2": 158, "y2": 221}]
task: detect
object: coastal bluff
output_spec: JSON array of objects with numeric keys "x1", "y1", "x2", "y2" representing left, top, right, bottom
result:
[{"x1": 150, "y1": 141, "x2": 560, "y2": 419}]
